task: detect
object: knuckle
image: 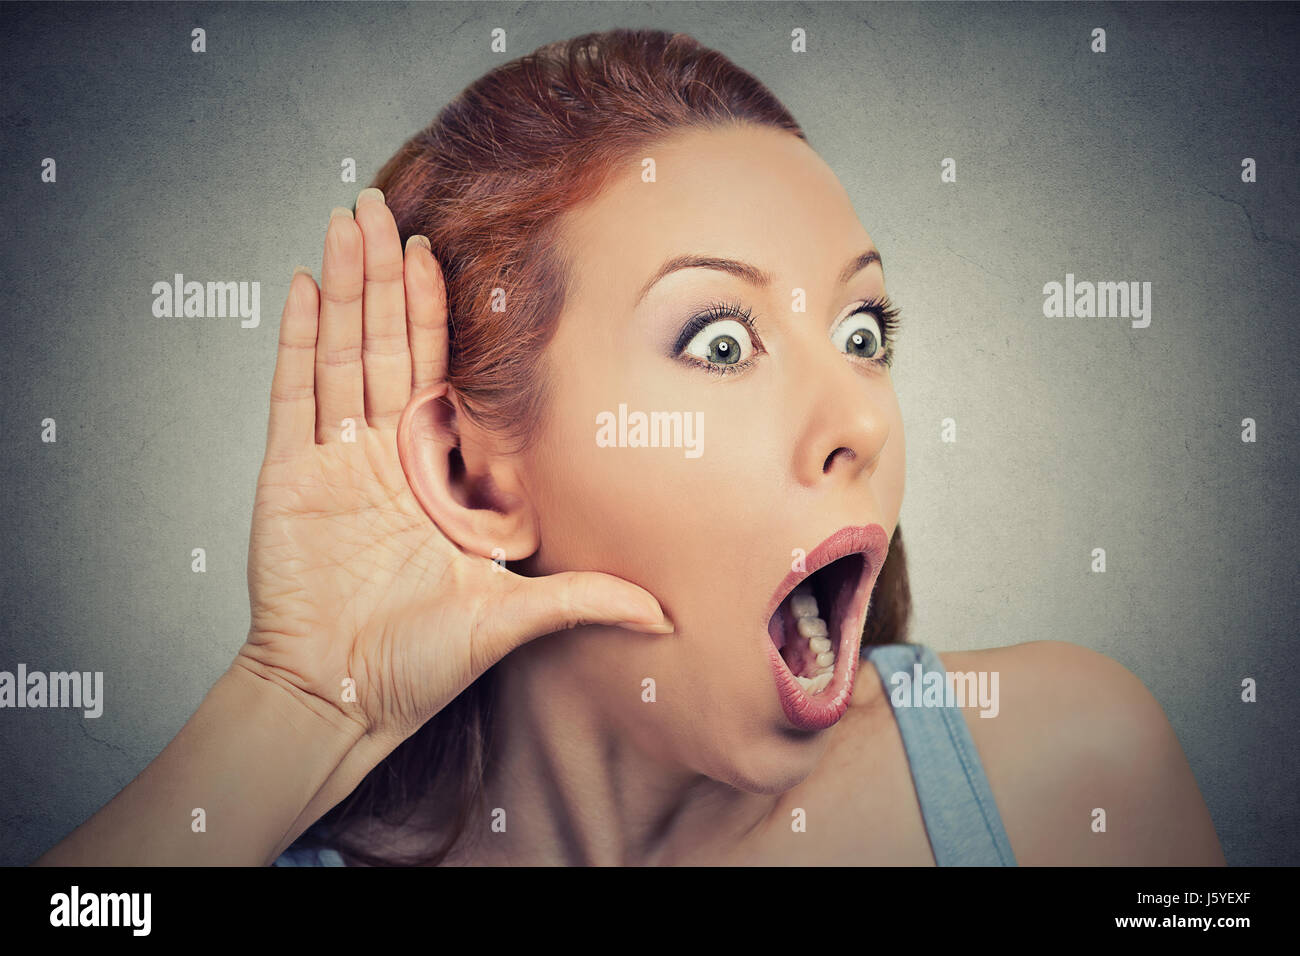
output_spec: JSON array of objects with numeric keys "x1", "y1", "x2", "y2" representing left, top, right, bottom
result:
[
  {"x1": 364, "y1": 261, "x2": 405, "y2": 284},
  {"x1": 408, "y1": 308, "x2": 447, "y2": 330},
  {"x1": 362, "y1": 329, "x2": 410, "y2": 357},
  {"x1": 318, "y1": 344, "x2": 363, "y2": 368},
  {"x1": 269, "y1": 382, "x2": 314, "y2": 404},
  {"x1": 320, "y1": 284, "x2": 363, "y2": 307},
  {"x1": 277, "y1": 337, "x2": 316, "y2": 353}
]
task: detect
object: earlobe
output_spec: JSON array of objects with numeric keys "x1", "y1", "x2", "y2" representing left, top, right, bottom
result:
[{"x1": 397, "y1": 384, "x2": 540, "y2": 561}]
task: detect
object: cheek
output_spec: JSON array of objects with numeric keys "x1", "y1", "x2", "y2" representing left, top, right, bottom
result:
[
  {"x1": 522, "y1": 403, "x2": 778, "y2": 739},
  {"x1": 526, "y1": 379, "x2": 783, "y2": 652},
  {"x1": 532, "y1": 414, "x2": 760, "y2": 586},
  {"x1": 529, "y1": 349, "x2": 768, "y2": 573}
]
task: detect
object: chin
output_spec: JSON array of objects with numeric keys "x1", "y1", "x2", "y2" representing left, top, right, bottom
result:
[{"x1": 697, "y1": 740, "x2": 826, "y2": 796}]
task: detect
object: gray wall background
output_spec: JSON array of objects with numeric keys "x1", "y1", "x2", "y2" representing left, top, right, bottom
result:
[{"x1": 1, "y1": 1, "x2": 1296, "y2": 865}]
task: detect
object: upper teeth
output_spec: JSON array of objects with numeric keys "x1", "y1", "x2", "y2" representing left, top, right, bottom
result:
[
  {"x1": 789, "y1": 581, "x2": 835, "y2": 694},
  {"x1": 790, "y1": 593, "x2": 819, "y2": 619},
  {"x1": 796, "y1": 617, "x2": 827, "y2": 639}
]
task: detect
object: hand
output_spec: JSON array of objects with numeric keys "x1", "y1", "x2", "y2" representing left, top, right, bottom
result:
[{"x1": 236, "y1": 188, "x2": 671, "y2": 746}]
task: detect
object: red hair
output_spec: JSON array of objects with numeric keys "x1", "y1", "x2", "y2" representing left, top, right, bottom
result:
[{"x1": 298, "y1": 27, "x2": 910, "y2": 867}]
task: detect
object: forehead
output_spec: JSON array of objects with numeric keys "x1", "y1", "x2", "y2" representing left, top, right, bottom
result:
[{"x1": 556, "y1": 124, "x2": 873, "y2": 307}]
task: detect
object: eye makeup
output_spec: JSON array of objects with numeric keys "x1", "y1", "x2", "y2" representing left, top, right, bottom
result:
[
  {"x1": 669, "y1": 294, "x2": 904, "y2": 373},
  {"x1": 670, "y1": 298, "x2": 762, "y2": 356}
]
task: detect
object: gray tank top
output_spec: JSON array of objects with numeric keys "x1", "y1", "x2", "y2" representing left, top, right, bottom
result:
[
  {"x1": 274, "y1": 642, "x2": 1016, "y2": 866},
  {"x1": 863, "y1": 642, "x2": 1017, "y2": 865}
]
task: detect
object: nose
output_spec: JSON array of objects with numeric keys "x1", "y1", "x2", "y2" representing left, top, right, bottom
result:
[{"x1": 790, "y1": 346, "x2": 891, "y2": 489}]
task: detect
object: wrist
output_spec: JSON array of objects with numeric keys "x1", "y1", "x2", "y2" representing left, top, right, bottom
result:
[
  {"x1": 226, "y1": 652, "x2": 369, "y2": 749},
  {"x1": 35, "y1": 652, "x2": 371, "y2": 865}
]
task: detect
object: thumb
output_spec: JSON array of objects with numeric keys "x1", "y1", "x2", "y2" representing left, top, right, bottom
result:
[{"x1": 483, "y1": 569, "x2": 674, "y2": 660}]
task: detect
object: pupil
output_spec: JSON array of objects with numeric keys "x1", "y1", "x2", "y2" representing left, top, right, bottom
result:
[
  {"x1": 849, "y1": 328, "x2": 877, "y2": 356},
  {"x1": 709, "y1": 334, "x2": 741, "y2": 364}
]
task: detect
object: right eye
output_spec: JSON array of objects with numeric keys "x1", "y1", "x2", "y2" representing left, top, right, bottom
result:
[
  {"x1": 672, "y1": 302, "x2": 765, "y2": 375},
  {"x1": 681, "y1": 318, "x2": 756, "y2": 367}
]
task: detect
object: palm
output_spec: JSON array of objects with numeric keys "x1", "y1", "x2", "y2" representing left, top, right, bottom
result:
[
  {"x1": 237, "y1": 191, "x2": 668, "y2": 746},
  {"x1": 248, "y1": 432, "x2": 454, "y2": 709}
]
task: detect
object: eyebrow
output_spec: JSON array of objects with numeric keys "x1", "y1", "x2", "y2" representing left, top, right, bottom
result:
[{"x1": 635, "y1": 248, "x2": 883, "y2": 307}]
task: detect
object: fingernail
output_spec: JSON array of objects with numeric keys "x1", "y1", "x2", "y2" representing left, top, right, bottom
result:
[
  {"x1": 405, "y1": 234, "x2": 431, "y2": 252},
  {"x1": 617, "y1": 618, "x2": 675, "y2": 635},
  {"x1": 330, "y1": 206, "x2": 354, "y2": 220},
  {"x1": 292, "y1": 265, "x2": 312, "y2": 277},
  {"x1": 357, "y1": 187, "x2": 385, "y2": 206}
]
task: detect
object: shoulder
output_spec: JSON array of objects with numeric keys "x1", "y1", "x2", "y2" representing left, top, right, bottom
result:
[{"x1": 936, "y1": 641, "x2": 1224, "y2": 865}]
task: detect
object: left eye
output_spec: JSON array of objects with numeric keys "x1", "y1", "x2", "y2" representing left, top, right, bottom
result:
[
  {"x1": 830, "y1": 309, "x2": 884, "y2": 359},
  {"x1": 682, "y1": 318, "x2": 755, "y2": 366}
]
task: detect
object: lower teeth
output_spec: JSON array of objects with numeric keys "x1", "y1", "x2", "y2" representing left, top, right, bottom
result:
[
  {"x1": 787, "y1": 582, "x2": 834, "y2": 694},
  {"x1": 795, "y1": 671, "x2": 833, "y2": 694}
]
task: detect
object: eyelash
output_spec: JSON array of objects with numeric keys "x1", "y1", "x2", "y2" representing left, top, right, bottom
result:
[{"x1": 674, "y1": 295, "x2": 903, "y2": 376}]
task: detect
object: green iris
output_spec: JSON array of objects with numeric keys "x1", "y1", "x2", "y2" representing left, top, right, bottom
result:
[
  {"x1": 707, "y1": 334, "x2": 742, "y2": 364},
  {"x1": 845, "y1": 327, "x2": 878, "y2": 357}
]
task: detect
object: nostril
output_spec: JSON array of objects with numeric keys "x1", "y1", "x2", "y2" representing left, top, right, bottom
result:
[{"x1": 823, "y1": 447, "x2": 856, "y2": 473}]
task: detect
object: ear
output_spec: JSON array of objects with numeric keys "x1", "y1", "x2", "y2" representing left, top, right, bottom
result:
[{"x1": 397, "y1": 384, "x2": 540, "y2": 561}]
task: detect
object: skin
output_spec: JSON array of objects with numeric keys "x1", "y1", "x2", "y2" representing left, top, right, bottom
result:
[{"x1": 371, "y1": 125, "x2": 1226, "y2": 865}]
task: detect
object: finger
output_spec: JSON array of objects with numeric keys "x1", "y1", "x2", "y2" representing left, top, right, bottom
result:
[
  {"x1": 480, "y1": 570, "x2": 673, "y2": 665},
  {"x1": 315, "y1": 207, "x2": 365, "y2": 443},
  {"x1": 354, "y1": 188, "x2": 412, "y2": 427},
  {"x1": 405, "y1": 238, "x2": 449, "y2": 391},
  {"x1": 265, "y1": 267, "x2": 320, "y2": 459}
]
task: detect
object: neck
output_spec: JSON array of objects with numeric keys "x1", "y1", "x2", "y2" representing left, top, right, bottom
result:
[{"x1": 474, "y1": 635, "x2": 781, "y2": 866}]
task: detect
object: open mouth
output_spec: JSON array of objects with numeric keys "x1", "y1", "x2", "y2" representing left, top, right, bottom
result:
[
  {"x1": 767, "y1": 552, "x2": 866, "y2": 696},
  {"x1": 762, "y1": 524, "x2": 888, "y2": 731}
]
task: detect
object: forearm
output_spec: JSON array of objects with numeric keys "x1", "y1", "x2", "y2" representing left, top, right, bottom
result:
[
  {"x1": 269, "y1": 731, "x2": 408, "y2": 862},
  {"x1": 33, "y1": 660, "x2": 367, "y2": 866}
]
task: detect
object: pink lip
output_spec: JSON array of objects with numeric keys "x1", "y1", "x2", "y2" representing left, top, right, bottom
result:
[{"x1": 764, "y1": 524, "x2": 889, "y2": 732}]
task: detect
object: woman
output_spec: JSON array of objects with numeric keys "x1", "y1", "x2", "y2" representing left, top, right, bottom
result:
[{"x1": 36, "y1": 28, "x2": 1224, "y2": 866}]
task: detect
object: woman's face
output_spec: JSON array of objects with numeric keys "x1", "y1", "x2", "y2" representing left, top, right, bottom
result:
[{"x1": 518, "y1": 123, "x2": 906, "y2": 791}]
